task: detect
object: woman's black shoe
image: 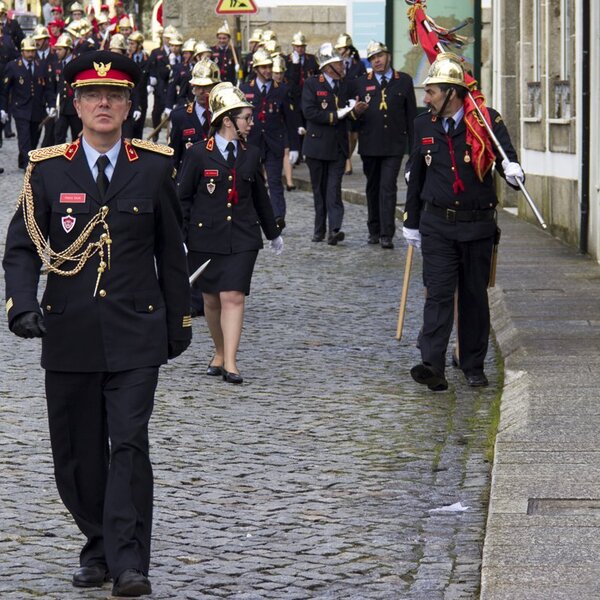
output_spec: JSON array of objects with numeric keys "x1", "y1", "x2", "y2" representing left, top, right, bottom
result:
[
  {"x1": 206, "y1": 364, "x2": 223, "y2": 376},
  {"x1": 222, "y1": 369, "x2": 243, "y2": 384},
  {"x1": 285, "y1": 184, "x2": 296, "y2": 191}
]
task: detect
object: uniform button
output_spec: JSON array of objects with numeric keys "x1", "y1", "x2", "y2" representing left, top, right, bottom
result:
[
  {"x1": 227, "y1": 202, "x2": 232, "y2": 208},
  {"x1": 384, "y1": 125, "x2": 388, "y2": 128},
  {"x1": 383, "y1": 114, "x2": 387, "y2": 118},
  {"x1": 46, "y1": 304, "x2": 52, "y2": 311},
  {"x1": 99, "y1": 289, "x2": 107, "y2": 297},
  {"x1": 227, "y1": 188, "x2": 232, "y2": 194},
  {"x1": 148, "y1": 305, "x2": 154, "y2": 312},
  {"x1": 133, "y1": 206, "x2": 139, "y2": 213},
  {"x1": 451, "y1": 167, "x2": 455, "y2": 171},
  {"x1": 198, "y1": 222, "x2": 203, "y2": 227},
  {"x1": 455, "y1": 201, "x2": 460, "y2": 206},
  {"x1": 228, "y1": 175, "x2": 233, "y2": 181},
  {"x1": 226, "y1": 215, "x2": 232, "y2": 221},
  {"x1": 489, "y1": 203, "x2": 493, "y2": 207},
  {"x1": 66, "y1": 207, "x2": 73, "y2": 214}
]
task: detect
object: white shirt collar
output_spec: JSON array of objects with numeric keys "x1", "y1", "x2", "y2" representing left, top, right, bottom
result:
[
  {"x1": 322, "y1": 72, "x2": 338, "y2": 89},
  {"x1": 81, "y1": 136, "x2": 122, "y2": 181},
  {"x1": 376, "y1": 68, "x2": 393, "y2": 82},
  {"x1": 194, "y1": 101, "x2": 206, "y2": 122},
  {"x1": 446, "y1": 105, "x2": 465, "y2": 128},
  {"x1": 214, "y1": 133, "x2": 237, "y2": 160}
]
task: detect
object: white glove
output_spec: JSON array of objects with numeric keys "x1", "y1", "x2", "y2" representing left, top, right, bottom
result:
[
  {"x1": 404, "y1": 171, "x2": 410, "y2": 184},
  {"x1": 0, "y1": 110, "x2": 7, "y2": 124},
  {"x1": 146, "y1": 84, "x2": 154, "y2": 95},
  {"x1": 501, "y1": 159, "x2": 524, "y2": 186},
  {"x1": 269, "y1": 235, "x2": 284, "y2": 255},
  {"x1": 133, "y1": 110, "x2": 142, "y2": 121},
  {"x1": 163, "y1": 108, "x2": 172, "y2": 118},
  {"x1": 288, "y1": 150, "x2": 299, "y2": 165},
  {"x1": 346, "y1": 98, "x2": 356, "y2": 110},
  {"x1": 149, "y1": 76, "x2": 157, "y2": 86},
  {"x1": 336, "y1": 106, "x2": 352, "y2": 120},
  {"x1": 46, "y1": 107, "x2": 57, "y2": 118},
  {"x1": 297, "y1": 126, "x2": 306, "y2": 136},
  {"x1": 168, "y1": 52, "x2": 177, "y2": 65},
  {"x1": 402, "y1": 227, "x2": 421, "y2": 249},
  {"x1": 291, "y1": 50, "x2": 300, "y2": 64},
  {"x1": 234, "y1": 63, "x2": 240, "y2": 73}
]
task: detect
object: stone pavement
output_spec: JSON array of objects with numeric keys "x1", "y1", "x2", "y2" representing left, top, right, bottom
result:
[{"x1": 0, "y1": 136, "x2": 499, "y2": 598}]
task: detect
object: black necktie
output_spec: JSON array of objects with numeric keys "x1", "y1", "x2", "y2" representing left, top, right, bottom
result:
[
  {"x1": 332, "y1": 81, "x2": 339, "y2": 95},
  {"x1": 380, "y1": 75, "x2": 387, "y2": 88},
  {"x1": 446, "y1": 117, "x2": 455, "y2": 135},
  {"x1": 27, "y1": 61, "x2": 33, "y2": 77},
  {"x1": 96, "y1": 155, "x2": 110, "y2": 199},
  {"x1": 226, "y1": 142, "x2": 236, "y2": 167}
]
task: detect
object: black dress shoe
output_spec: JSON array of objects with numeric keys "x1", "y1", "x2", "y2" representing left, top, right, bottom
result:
[
  {"x1": 410, "y1": 363, "x2": 448, "y2": 391},
  {"x1": 285, "y1": 184, "x2": 296, "y2": 191},
  {"x1": 72, "y1": 564, "x2": 109, "y2": 588},
  {"x1": 367, "y1": 234, "x2": 380, "y2": 244},
  {"x1": 222, "y1": 369, "x2": 243, "y2": 384},
  {"x1": 465, "y1": 372, "x2": 489, "y2": 387},
  {"x1": 327, "y1": 230, "x2": 345, "y2": 245},
  {"x1": 312, "y1": 234, "x2": 324, "y2": 242},
  {"x1": 380, "y1": 236, "x2": 394, "y2": 249},
  {"x1": 112, "y1": 569, "x2": 151, "y2": 597},
  {"x1": 5, "y1": 132, "x2": 15, "y2": 138}
]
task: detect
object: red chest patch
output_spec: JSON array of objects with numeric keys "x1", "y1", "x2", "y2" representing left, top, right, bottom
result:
[
  {"x1": 421, "y1": 137, "x2": 435, "y2": 145},
  {"x1": 59, "y1": 192, "x2": 86, "y2": 203},
  {"x1": 316, "y1": 91, "x2": 329, "y2": 97},
  {"x1": 365, "y1": 85, "x2": 376, "y2": 91},
  {"x1": 203, "y1": 169, "x2": 219, "y2": 177},
  {"x1": 183, "y1": 128, "x2": 196, "y2": 136}
]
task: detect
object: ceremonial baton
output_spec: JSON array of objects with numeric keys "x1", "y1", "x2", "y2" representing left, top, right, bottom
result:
[
  {"x1": 37, "y1": 113, "x2": 56, "y2": 132},
  {"x1": 396, "y1": 245, "x2": 414, "y2": 341},
  {"x1": 146, "y1": 113, "x2": 170, "y2": 141},
  {"x1": 420, "y1": 17, "x2": 547, "y2": 230},
  {"x1": 189, "y1": 259, "x2": 211, "y2": 285}
]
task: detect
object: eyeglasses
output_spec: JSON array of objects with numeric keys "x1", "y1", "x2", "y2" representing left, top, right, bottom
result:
[
  {"x1": 80, "y1": 90, "x2": 129, "y2": 104},
  {"x1": 236, "y1": 115, "x2": 254, "y2": 124}
]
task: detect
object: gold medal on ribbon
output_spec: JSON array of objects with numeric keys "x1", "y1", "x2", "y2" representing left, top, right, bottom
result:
[
  {"x1": 464, "y1": 151, "x2": 471, "y2": 163},
  {"x1": 207, "y1": 180, "x2": 216, "y2": 194},
  {"x1": 425, "y1": 152, "x2": 432, "y2": 167},
  {"x1": 365, "y1": 93, "x2": 371, "y2": 104}
]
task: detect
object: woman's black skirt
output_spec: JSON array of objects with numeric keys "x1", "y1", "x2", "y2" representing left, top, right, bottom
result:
[{"x1": 188, "y1": 250, "x2": 259, "y2": 295}]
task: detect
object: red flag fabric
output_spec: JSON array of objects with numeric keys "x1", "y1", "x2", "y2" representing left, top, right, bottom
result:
[{"x1": 408, "y1": 1, "x2": 495, "y2": 181}]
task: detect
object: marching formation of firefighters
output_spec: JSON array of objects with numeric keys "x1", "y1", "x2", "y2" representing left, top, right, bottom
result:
[{"x1": 2, "y1": 0, "x2": 531, "y2": 597}]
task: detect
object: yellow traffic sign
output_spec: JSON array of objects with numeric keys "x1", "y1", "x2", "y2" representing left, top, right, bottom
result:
[{"x1": 215, "y1": 0, "x2": 258, "y2": 14}]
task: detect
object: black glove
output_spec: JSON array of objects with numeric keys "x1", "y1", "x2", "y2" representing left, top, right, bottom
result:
[
  {"x1": 11, "y1": 311, "x2": 47, "y2": 338},
  {"x1": 168, "y1": 338, "x2": 190, "y2": 360}
]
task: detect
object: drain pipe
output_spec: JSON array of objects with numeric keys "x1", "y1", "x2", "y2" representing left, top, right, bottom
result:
[{"x1": 579, "y1": 0, "x2": 590, "y2": 254}]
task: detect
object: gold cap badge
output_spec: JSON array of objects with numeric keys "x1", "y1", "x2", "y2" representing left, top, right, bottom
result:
[{"x1": 93, "y1": 62, "x2": 111, "y2": 77}]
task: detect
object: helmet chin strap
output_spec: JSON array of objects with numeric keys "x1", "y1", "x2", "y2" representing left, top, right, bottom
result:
[
  {"x1": 329, "y1": 63, "x2": 343, "y2": 79},
  {"x1": 430, "y1": 88, "x2": 454, "y2": 117}
]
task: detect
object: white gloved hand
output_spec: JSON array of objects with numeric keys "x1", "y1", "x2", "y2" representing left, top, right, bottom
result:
[
  {"x1": 168, "y1": 52, "x2": 177, "y2": 65},
  {"x1": 149, "y1": 76, "x2": 157, "y2": 86},
  {"x1": 402, "y1": 227, "x2": 421, "y2": 249},
  {"x1": 404, "y1": 171, "x2": 410, "y2": 184},
  {"x1": 346, "y1": 98, "x2": 356, "y2": 110},
  {"x1": 163, "y1": 108, "x2": 172, "y2": 118},
  {"x1": 269, "y1": 235, "x2": 284, "y2": 255},
  {"x1": 146, "y1": 84, "x2": 154, "y2": 95},
  {"x1": 501, "y1": 159, "x2": 524, "y2": 186},
  {"x1": 291, "y1": 50, "x2": 300, "y2": 64},
  {"x1": 288, "y1": 150, "x2": 299, "y2": 165},
  {"x1": 234, "y1": 63, "x2": 240, "y2": 73},
  {"x1": 133, "y1": 110, "x2": 142, "y2": 121},
  {"x1": 297, "y1": 126, "x2": 306, "y2": 136},
  {"x1": 0, "y1": 110, "x2": 7, "y2": 124},
  {"x1": 46, "y1": 107, "x2": 57, "y2": 118},
  {"x1": 336, "y1": 106, "x2": 352, "y2": 120}
]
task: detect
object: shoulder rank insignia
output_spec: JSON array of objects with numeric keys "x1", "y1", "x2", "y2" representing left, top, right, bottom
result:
[
  {"x1": 124, "y1": 139, "x2": 139, "y2": 162},
  {"x1": 206, "y1": 136, "x2": 215, "y2": 151},
  {"x1": 495, "y1": 115, "x2": 503, "y2": 124},
  {"x1": 131, "y1": 138, "x2": 174, "y2": 156},
  {"x1": 28, "y1": 143, "x2": 71, "y2": 163},
  {"x1": 186, "y1": 101, "x2": 194, "y2": 114}
]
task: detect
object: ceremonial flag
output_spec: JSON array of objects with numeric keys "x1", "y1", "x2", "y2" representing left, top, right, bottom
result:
[{"x1": 407, "y1": 0, "x2": 495, "y2": 181}]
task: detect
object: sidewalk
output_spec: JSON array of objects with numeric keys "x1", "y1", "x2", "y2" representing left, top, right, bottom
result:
[{"x1": 293, "y1": 157, "x2": 600, "y2": 600}]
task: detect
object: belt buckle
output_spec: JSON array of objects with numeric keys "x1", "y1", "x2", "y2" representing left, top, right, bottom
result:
[{"x1": 446, "y1": 208, "x2": 456, "y2": 222}]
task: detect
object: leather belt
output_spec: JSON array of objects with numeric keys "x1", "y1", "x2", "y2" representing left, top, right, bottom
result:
[{"x1": 424, "y1": 202, "x2": 496, "y2": 223}]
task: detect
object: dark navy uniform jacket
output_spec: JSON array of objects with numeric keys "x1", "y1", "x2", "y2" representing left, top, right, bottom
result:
[
  {"x1": 0, "y1": 32, "x2": 18, "y2": 76},
  {"x1": 131, "y1": 50, "x2": 150, "y2": 112},
  {"x1": 169, "y1": 100, "x2": 211, "y2": 170},
  {"x1": 211, "y1": 44, "x2": 236, "y2": 84},
  {"x1": 45, "y1": 56, "x2": 78, "y2": 117},
  {"x1": 166, "y1": 60, "x2": 192, "y2": 109},
  {"x1": 301, "y1": 73, "x2": 357, "y2": 160},
  {"x1": 0, "y1": 57, "x2": 47, "y2": 121},
  {"x1": 404, "y1": 108, "x2": 520, "y2": 240},
  {"x1": 1, "y1": 17, "x2": 24, "y2": 49},
  {"x1": 177, "y1": 136, "x2": 281, "y2": 254},
  {"x1": 147, "y1": 46, "x2": 171, "y2": 100},
  {"x1": 354, "y1": 70, "x2": 417, "y2": 157},
  {"x1": 3, "y1": 138, "x2": 192, "y2": 372},
  {"x1": 239, "y1": 78, "x2": 300, "y2": 158}
]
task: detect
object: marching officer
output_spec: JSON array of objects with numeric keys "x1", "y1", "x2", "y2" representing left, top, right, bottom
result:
[
  {"x1": 301, "y1": 43, "x2": 367, "y2": 244},
  {"x1": 128, "y1": 31, "x2": 149, "y2": 139},
  {"x1": 169, "y1": 57, "x2": 220, "y2": 172},
  {"x1": 240, "y1": 47, "x2": 300, "y2": 229},
  {"x1": 33, "y1": 24, "x2": 58, "y2": 147},
  {"x1": 404, "y1": 53, "x2": 523, "y2": 391},
  {"x1": 285, "y1": 31, "x2": 318, "y2": 94},
  {"x1": 45, "y1": 33, "x2": 81, "y2": 143},
  {"x1": 165, "y1": 37, "x2": 196, "y2": 114},
  {"x1": 0, "y1": 0, "x2": 25, "y2": 49},
  {"x1": 0, "y1": 37, "x2": 48, "y2": 169},
  {"x1": 3, "y1": 50, "x2": 191, "y2": 597},
  {"x1": 242, "y1": 28, "x2": 263, "y2": 81},
  {"x1": 0, "y1": 19, "x2": 18, "y2": 146},
  {"x1": 353, "y1": 41, "x2": 416, "y2": 249},
  {"x1": 211, "y1": 21, "x2": 236, "y2": 84}
]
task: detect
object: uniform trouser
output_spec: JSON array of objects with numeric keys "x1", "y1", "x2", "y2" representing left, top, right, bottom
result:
[
  {"x1": 151, "y1": 92, "x2": 166, "y2": 140},
  {"x1": 263, "y1": 149, "x2": 285, "y2": 219},
  {"x1": 15, "y1": 117, "x2": 41, "y2": 167},
  {"x1": 361, "y1": 154, "x2": 403, "y2": 238},
  {"x1": 305, "y1": 154, "x2": 346, "y2": 238},
  {"x1": 420, "y1": 218, "x2": 494, "y2": 375},
  {"x1": 55, "y1": 114, "x2": 82, "y2": 143},
  {"x1": 45, "y1": 367, "x2": 158, "y2": 579},
  {"x1": 132, "y1": 107, "x2": 147, "y2": 139},
  {"x1": 41, "y1": 119, "x2": 55, "y2": 148}
]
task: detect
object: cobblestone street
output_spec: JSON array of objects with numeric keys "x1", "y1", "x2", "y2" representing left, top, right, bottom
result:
[{"x1": 0, "y1": 138, "x2": 499, "y2": 599}]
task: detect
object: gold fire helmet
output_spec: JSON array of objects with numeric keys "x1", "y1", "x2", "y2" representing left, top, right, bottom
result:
[
  {"x1": 129, "y1": 31, "x2": 144, "y2": 45},
  {"x1": 109, "y1": 33, "x2": 127, "y2": 52},
  {"x1": 32, "y1": 24, "x2": 50, "y2": 40},
  {"x1": 252, "y1": 47, "x2": 273, "y2": 68},
  {"x1": 217, "y1": 20, "x2": 230, "y2": 36},
  {"x1": 316, "y1": 42, "x2": 343, "y2": 69},
  {"x1": 292, "y1": 31, "x2": 307, "y2": 46},
  {"x1": 194, "y1": 40, "x2": 212, "y2": 58},
  {"x1": 190, "y1": 58, "x2": 220, "y2": 87},
  {"x1": 20, "y1": 36, "x2": 37, "y2": 51},
  {"x1": 70, "y1": 1, "x2": 84, "y2": 13},
  {"x1": 182, "y1": 38, "x2": 197, "y2": 53},
  {"x1": 334, "y1": 33, "x2": 353, "y2": 49},
  {"x1": 249, "y1": 28, "x2": 263, "y2": 44},
  {"x1": 169, "y1": 33, "x2": 184, "y2": 47},
  {"x1": 422, "y1": 52, "x2": 468, "y2": 89},
  {"x1": 263, "y1": 39, "x2": 282, "y2": 57},
  {"x1": 366, "y1": 40, "x2": 389, "y2": 60},
  {"x1": 261, "y1": 29, "x2": 277, "y2": 42},
  {"x1": 209, "y1": 82, "x2": 253, "y2": 122},
  {"x1": 0, "y1": 1, "x2": 7, "y2": 14},
  {"x1": 163, "y1": 25, "x2": 179, "y2": 40},
  {"x1": 54, "y1": 33, "x2": 74, "y2": 49},
  {"x1": 272, "y1": 55, "x2": 286, "y2": 74}
]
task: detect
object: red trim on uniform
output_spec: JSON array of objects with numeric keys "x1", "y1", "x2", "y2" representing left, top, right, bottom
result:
[
  {"x1": 228, "y1": 168, "x2": 239, "y2": 205},
  {"x1": 74, "y1": 68, "x2": 133, "y2": 86},
  {"x1": 245, "y1": 93, "x2": 254, "y2": 99},
  {"x1": 421, "y1": 137, "x2": 434, "y2": 145},
  {"x1": 183, "y1": 128, "x2": 196, "y2": 136},
  {"x1": 124, "y1": 140, "x2": 138, "y2": 161},
  {"x1": 64, "y1": 138, "x2": 80, "y2": 160},
  {"x1": 203, "y1": 169, "x2": 219, "y2": 177},
  {"x1": 186, "y1": 102, "x2": 193, "y2": 113},
  {"x1": 319, "y1": 74, "x2": 325, "y2": 83},
  {"x1": 365, "y1": 85, "x2": 376, "y2": 91},
  {"x1": 316, "y1": 90, "x2": 328, "y2": 96},
  {"x1": 206, "y1": 137, "x2": 215, "y2": 151}
]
